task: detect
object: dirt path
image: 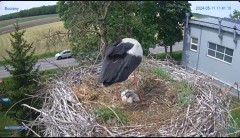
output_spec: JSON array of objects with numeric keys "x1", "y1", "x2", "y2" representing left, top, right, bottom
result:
[
  {"x1": 0, "y1": 16, "x2": 60, "y2": 34},
  {"x1": 0, "y1": 14, "x2": 58, "y2": 25}
]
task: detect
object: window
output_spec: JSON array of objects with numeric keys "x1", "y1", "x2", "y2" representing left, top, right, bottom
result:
[
  {"x1": 207, "y1": 42, "x2": 234, "y2": 63},
  {"x1": 190, "y1": 37, "x2": 198, "y2": 51},
  {"x1": 63, "y1": 51, "x2": 70, "y2": 54}
]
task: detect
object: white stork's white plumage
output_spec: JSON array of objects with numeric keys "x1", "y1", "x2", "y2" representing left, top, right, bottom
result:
[{"x1": 99, "y1": 38, "x2": 144, "y2": 101}]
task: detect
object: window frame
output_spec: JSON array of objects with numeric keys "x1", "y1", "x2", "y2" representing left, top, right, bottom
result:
[
  {"x1": 207, "y1": 42, "x2": 233, "y2": 64},
  {"x1": 190, "y1": 37, "x2": 198, "y2": 52}
]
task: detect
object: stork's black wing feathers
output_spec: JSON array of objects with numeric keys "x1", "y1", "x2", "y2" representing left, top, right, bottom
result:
[
  {"x1": 99, "y1": 54, "x2": 142, "y2": 87},
  {"x1": 105, "y1": 42, "x2": 134, "y2": 57},
  {"x1": 99, "y1": 40, "x2": 140, "y2": 86},
  {"x1": 105, "y1": 40, "x2": 121, "y2": 57}
]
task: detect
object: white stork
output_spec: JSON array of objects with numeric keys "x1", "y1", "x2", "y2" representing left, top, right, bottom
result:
[{"x1": 99, "y1": 38, "x2": 144, "y2": 101}]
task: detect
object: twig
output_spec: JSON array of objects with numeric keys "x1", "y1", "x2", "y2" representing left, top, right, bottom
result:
[{"x1": 22, "y1": 122, "x2": 41, "y2": 137}]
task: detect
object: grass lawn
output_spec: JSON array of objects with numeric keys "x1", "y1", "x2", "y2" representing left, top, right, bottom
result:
[
  {"x1": 227, "y1": 96, "x2": 240, "y2": 136},
  {"x1": 230, "y1": 96, "x2": 240, "y2": 127},
  {"x1": 0, "y1": 21, "x2": 70, "y2": 61},
  {"x1": 152, "y1": 50, "x2": 182, "y2": 61}
]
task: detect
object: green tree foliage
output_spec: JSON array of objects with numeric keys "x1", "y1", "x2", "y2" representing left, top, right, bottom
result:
[
  {"x1": 3, "y1": 21, "x2": 39, "y2": 89},
  {"x1": 2, "y1": 21, "x2": 40, "y2": 136},
  {"x1": 0, "y1": 5, "x2": 57, "y2": 21},
  {"x1": 107, "y1": 2, "x2": 158, "y2": 55},
  {"x1": 141, "y1": 1, "x2": 191, "y2": 55},
  {"x1": 230, "y1": 10, "x2": 240, "y2": 21},
  {"x1": 57, "y1": 1, "x2": 191, "y2": 60},
  {"x1": 57, "y1": 1, "x2": 156, "y2": 60},
  {"x1": 57, "y1": 1, "x2": 112, "y2": 64}
]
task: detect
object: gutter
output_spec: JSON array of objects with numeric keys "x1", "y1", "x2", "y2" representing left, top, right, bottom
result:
[{"x1": 189, "y1": 19, "x2": 240, "y2": 34}]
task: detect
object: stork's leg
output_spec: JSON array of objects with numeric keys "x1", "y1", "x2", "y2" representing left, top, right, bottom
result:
[
  {"x1": 113, "y1": 84, "x2": 120, "y2": 100},
  {"x1": 134, "y1": 71, "x2": 137, "y2": 91},
  {"x1": 134, "y1": 70, "x2": 145, "y2": 102}
]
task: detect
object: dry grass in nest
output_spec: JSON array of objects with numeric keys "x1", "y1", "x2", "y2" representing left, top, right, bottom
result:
[{"x1": 71, "y1": 64, "x2": 183, "y2": 136}]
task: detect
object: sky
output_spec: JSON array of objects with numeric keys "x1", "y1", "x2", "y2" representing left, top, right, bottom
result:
[
  {"x1": 0, "y1": 1, "x2": 239, "y2": 18},
  {"x1": 188, "y1": 1, "x2": 240, "y2": 18},
  {"x1": 0, "y1": 1, "x2": 57, "y2": 16}
]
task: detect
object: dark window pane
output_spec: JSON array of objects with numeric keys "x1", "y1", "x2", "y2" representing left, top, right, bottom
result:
[
  {"x1": 208, "y1": 49, "x2": 215, "y2": 57},
  {"x1": 217, "y1": 45, "x2": 225, "y2": 53},
  {"x1": 64, "y1": 51, "x2": 70, "y2": 54},
  {"x1": 192, "y1": 38, "x2": 198, "y2": 44},
  {"x1": 225, "y1": 48, "x2": 233, "y2": 56},
  {"x1": 209, "y1": 43, "x2": 216, "y2": 50},
  {"x1": 224, "y1": 55, "x2": 232, "y2": 63},
  {"x1": 191, "y1": 44, "x2": 197, "y2": 51},
  {"x1": 216, "y1": 52, "x2": 224, "y2": 60}
]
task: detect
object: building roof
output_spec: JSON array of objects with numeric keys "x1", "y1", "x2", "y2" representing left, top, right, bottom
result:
[
  {"x1": 189, "y1": 17, "x2": 240, "y2": 33},
  {"x1": 194, "y1": 17, "x2": 240, "y2": 29}
]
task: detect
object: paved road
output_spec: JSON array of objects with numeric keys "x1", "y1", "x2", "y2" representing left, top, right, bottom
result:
[
  {"x1": 149, "y1": 41, "x2": 183, "y2": 54},
  {"x1": 0, "y1": 41, "x2": 183, "y2": 78},
  {"x1": 0, "y1": 57, "x2": 78, "y2": 79}
]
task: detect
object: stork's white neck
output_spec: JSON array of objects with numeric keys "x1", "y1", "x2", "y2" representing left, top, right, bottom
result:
[{"x1": 122, "y1": 38, "x2": 143, "y2": 57}]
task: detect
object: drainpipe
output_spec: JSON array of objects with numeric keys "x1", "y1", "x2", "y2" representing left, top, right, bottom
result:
[
  {"x1": 233, "y1": 25, "x2": 237, "y2": 43},
  {"x1": 196, "y1": 26, "x2": 202, "y2": 71},
  {"x1": 218, "y1": 18, "x2": 223, "y2": 39},
  {"x1": 182, "y1": 13, "x2": 190, "y2": 65},
  {"x1": 186, "y1": 13, "x2": 190, "y2": 29}
]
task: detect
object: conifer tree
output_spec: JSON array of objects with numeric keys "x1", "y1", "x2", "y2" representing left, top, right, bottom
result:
[{"x1": 3, "y1": 21, "x2": 39, "y2": 89}]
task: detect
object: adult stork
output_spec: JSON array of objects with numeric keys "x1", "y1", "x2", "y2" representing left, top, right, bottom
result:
[{"x1": 99, "y1": 38, "x2": 144, "y2": 101}]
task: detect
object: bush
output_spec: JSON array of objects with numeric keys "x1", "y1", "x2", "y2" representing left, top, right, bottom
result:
[
  {"x1": 153, "y1": 51, "x2": 182, "y2": 61},
  {"x1": 0, "y1": 61, "x2": 7, "y2": 67},
  {"x1": 171, "y1": 51, "x2": 182, "y2": 60}
]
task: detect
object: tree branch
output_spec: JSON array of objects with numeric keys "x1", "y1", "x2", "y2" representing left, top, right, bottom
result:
[
  {"x1": 72, "y1": 28, "x2": 101, "y2": 37},
  {"x1": 103, "y1": 1, "x2": 112, "y2": 19}
]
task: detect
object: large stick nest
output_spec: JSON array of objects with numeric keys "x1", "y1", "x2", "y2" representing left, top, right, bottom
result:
[{"x1": 22, "y1": 55, "x2": 235, "y2": 137}]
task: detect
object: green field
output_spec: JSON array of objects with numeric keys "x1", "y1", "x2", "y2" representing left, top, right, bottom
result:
[
  {"x1": 0, "y1": 21, "x2": 70, "y2": 61},
  {"x1": 0, "y1": 14, "x2": 59, "y2": 28}
]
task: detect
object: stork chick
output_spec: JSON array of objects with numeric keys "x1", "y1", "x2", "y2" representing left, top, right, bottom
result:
[{"x1": 121, "y1": 89, "x2": 140, "y2": 104}]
